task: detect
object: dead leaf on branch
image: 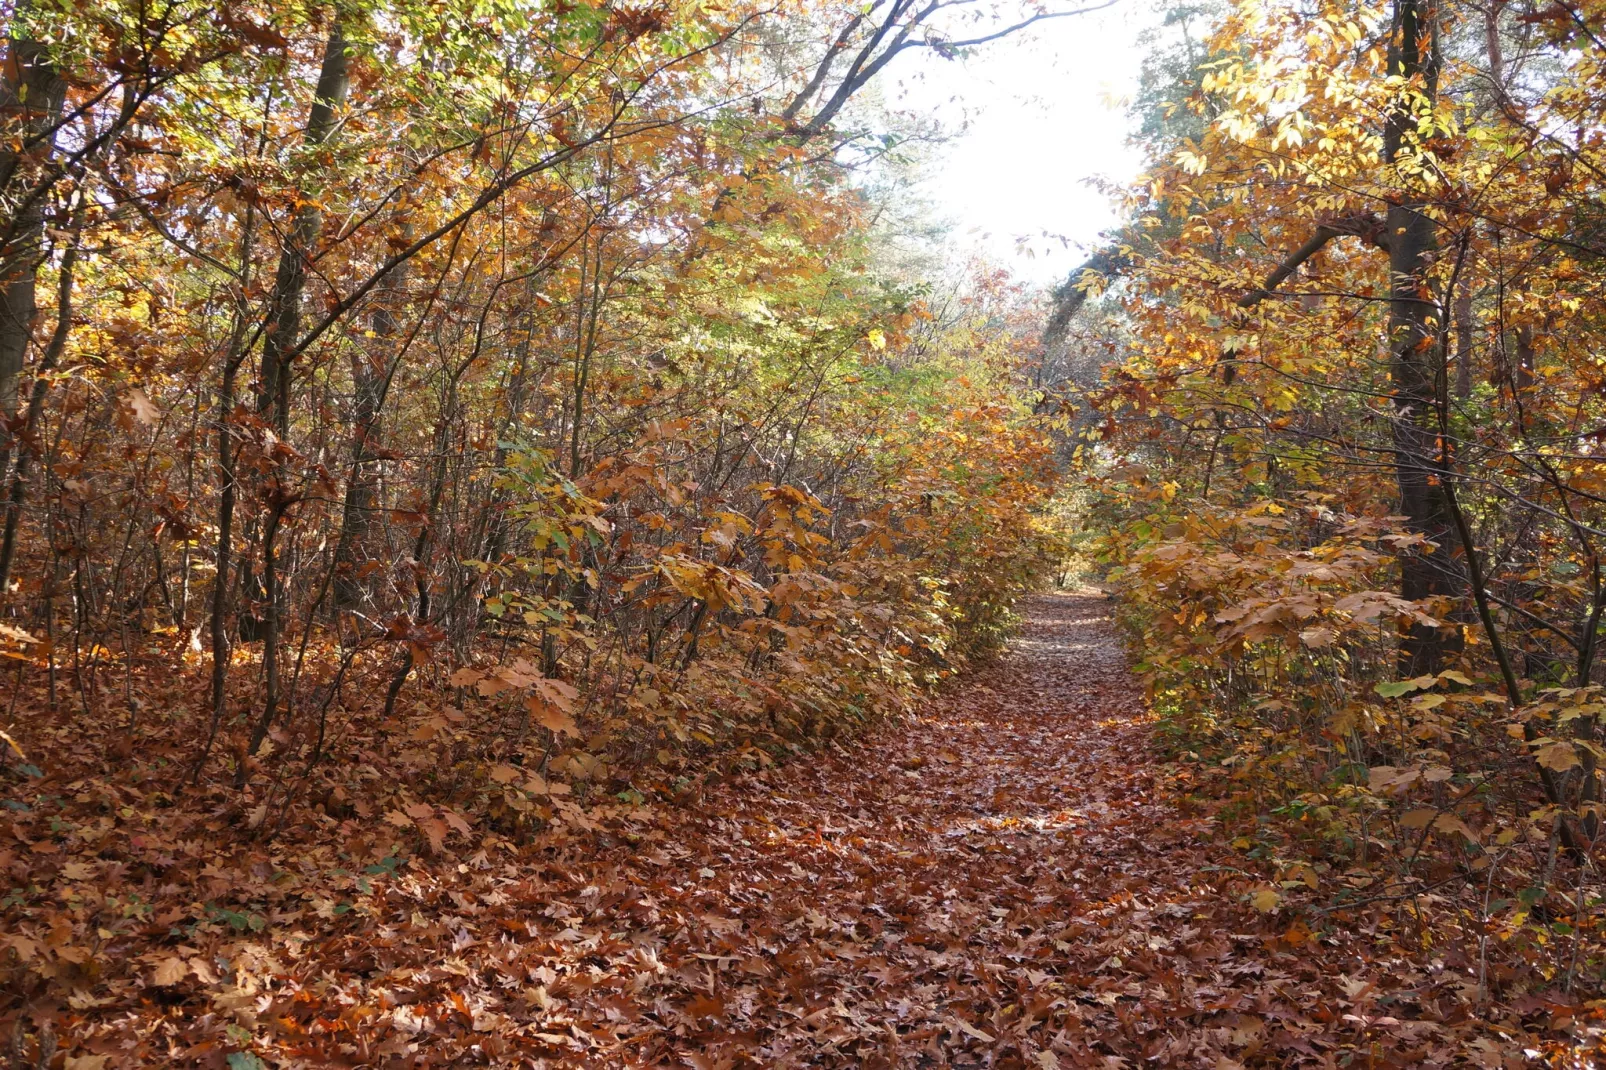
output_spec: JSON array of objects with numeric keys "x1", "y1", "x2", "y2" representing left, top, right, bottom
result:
[
  {"x1": 123, "y1": 387, "x2": 160, "y2": 427},
  {"x1": 1534, "y1": 740, "x2": 1582, "y2": 773},
  {"x1": 528, "y1": 693, "x2": 579, "y2": 738}
]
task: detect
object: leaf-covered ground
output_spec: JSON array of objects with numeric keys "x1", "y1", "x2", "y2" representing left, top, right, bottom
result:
[{"x1": 10, "y1": 593, "x2": 1604, "y2": 1066}]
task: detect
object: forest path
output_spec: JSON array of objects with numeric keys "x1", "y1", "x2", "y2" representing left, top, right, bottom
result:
[
  {"x1": 546, "y1": 591, "x2": 1271, "y2": 1067},
  {"x1": 331, "y1": 592, "x2": 1562, "y2": 1066}
]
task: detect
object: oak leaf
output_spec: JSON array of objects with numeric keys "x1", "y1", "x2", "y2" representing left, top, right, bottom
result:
[{"x1": 125, "y1": 387, "x2": 160, "y2": 427}]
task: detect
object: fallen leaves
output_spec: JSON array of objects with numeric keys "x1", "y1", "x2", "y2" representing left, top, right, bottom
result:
[
  {"x1": 150, "y1": 957, "x2": 188, "y2": 986},
  {"x1": 1249, "y1": 887, "x2": 1281, "y2": 912},
  {"x1": 2, "y1": 594, "x2": 1600, "y2": 1066}
]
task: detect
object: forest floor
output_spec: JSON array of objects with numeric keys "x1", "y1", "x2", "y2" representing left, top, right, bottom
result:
[
  {"x1": 520, "y1": 590, "x2": 1591, "y2": 1069},
  {"x1": 10, "y1": 592, "x2": 1603, "y2": 1066}
]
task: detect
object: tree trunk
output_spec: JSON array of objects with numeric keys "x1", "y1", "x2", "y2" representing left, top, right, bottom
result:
[
  {"x1": 190, "y1": 296, "x2": 255, "y2": 786},
  {"x1": 257, "y1": 21, "x2": 350, "y2": 433},
  {"x1": 0, "y1": 3, "x2": 68, "y2": 453},
  {"x1": 331, "y1": 245, "x2": 407, "y2": 612},
  {"x1": 382, "y1": 387, "x2": 457, "y2": 719},
  {"x1": 1384, "y1": 0, "x2": 1461, "y2": 675},
  {"x1": 1453, "y1": 275, "x2": 1473, "y2": 400},
  {"x1": 243, "y1": 19, "x2": 350, "y2": 764},
  {"x1": 0, "y1": 195, "x2": 81, "y2": 596}
]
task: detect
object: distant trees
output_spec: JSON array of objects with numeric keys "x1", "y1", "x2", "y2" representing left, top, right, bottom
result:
[
  {"x1": 0, "y1": 0, "x2": 1081, "y2": 796},
  {"x1": 1083, "y1": 0, "x2": 1606, "y2": 906}
]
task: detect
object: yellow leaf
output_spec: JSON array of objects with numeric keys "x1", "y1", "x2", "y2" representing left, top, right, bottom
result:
[
  {"x1": 1536, "y1": 740, "x2": 1581, "y2": 772},
  {"x1": 1250, "y1": 887, "x2": 1280, "y2": 912}
]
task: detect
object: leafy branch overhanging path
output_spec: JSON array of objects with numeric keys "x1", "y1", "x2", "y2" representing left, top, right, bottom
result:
[{"x1": 289, "y1": 592, "x2": 1582, "y2": 1067}]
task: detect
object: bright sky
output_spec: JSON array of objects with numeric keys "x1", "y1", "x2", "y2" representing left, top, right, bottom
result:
[{"x1": 890, "y1": 2, "x2": 1159, "y2": 285}]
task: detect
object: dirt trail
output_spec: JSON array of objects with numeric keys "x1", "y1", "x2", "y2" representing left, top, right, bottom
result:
[
  {"x1": 615, "y1": 589, "x2": 1215, "y2": 1067},
  {"x1": 468, "y1": 589, "x2": 1283, "y2": 1068},
  {"x1": 310, "y1": 591, "x2": 1571, "y2": 1066}
]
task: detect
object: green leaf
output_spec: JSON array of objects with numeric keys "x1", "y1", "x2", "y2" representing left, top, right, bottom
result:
[{"x1": 1374, "y1": 679, "x2": 1421, "y2": 698}]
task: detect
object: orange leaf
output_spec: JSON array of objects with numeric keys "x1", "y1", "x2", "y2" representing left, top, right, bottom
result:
[{"x1": 528, "y1": 694, "x2": 579, "y2": 737}]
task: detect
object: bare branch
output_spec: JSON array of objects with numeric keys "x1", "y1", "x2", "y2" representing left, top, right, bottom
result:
[{"x1": 916, "y1": 0, "x2": 1120, "y2": 51}]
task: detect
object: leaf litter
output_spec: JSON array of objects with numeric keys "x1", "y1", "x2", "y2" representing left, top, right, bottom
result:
[{"x1": 4, "y1": 592, "x2": 1602, "y2": 1066}]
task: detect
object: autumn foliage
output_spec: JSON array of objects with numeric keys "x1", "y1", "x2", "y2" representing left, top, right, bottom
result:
[
  {"x1": 22, "y1": 0, "x2": 1606, "y2": 1059},
  {"x1": 0, "y1": 0, "x2": 1065, "y2": 1061},
  {"x1": 1065, "y1": 0, "x2": 1606, "y2": 1034}
]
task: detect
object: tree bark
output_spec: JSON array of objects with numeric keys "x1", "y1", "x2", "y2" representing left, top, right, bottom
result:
[
  {"x1": 257, "y1": 21, "x2": 350, "y2": 433},
  {"x1": 0, "y1": 194, "x2": 81, "y2": 596},
  {"x1": 1454, "y1": 275, "x2": 1473, "y2": 400},
  {"x1": 331, "y1": 248, "x2": 406, "y2": 612},
  {"x1": 190, "y1": 278, "x2": 257, "y2": 786},
  {"x1": 1384, "y1": 0, "x2": 1461, "y2": 675},
  {"x1": 0, "y1": 3, "x2": 68, "y2": 444},
  {"x1": 243, "y1": 19, "x2": 350, "y2": 765}
]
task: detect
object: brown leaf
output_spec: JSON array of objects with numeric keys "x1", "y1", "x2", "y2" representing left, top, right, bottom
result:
[
  {"x1": 528, "y1": 694, "x2": 579, "y2": 737},
  {"x1": 417, "y1": 817, "x2": 448, "y2": 853},
  {"x1": 449, "y1": 667, "x2": 484, "y2": 688},
  {"x1": 151, "y1": 956, "x2": 188, "y2": 986},
  {"x1": 1535, "y1": 740, "x2": 1581, "y2": 772},
  {"x1": 125, "y1": 387, "x2": 160, "y2": 427}
]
